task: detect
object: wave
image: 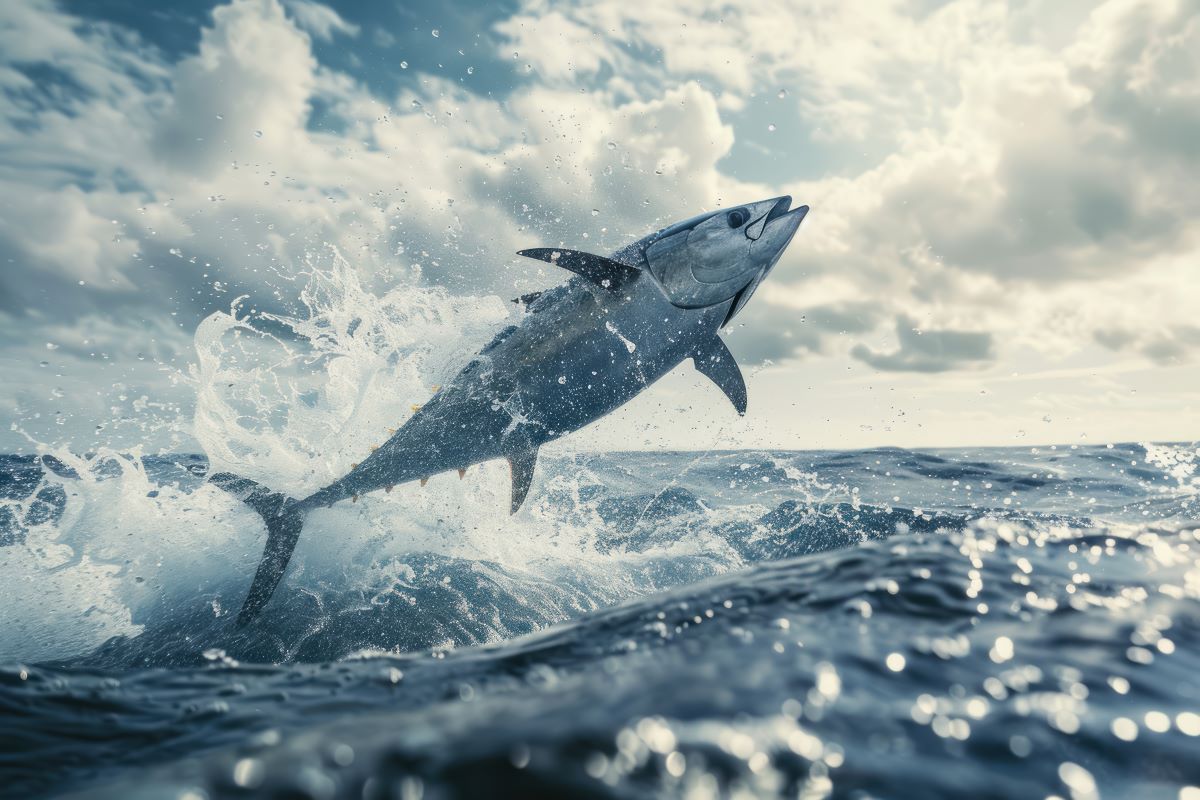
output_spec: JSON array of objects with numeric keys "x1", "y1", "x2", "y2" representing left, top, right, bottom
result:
[{"x1": 4, "y1": 513, "x2": 1198, "y2": 798}]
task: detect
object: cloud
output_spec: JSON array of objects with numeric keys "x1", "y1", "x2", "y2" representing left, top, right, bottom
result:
[
  {"x1": 282, "y1": 0, "x2": 358, "y2": 41},
  {"x1": 851, "y1": 315, "x2": 994, "y2": 373},
  {"x1": 0, "y1": 0, "x2": 752, "y2": 446},
  {"x1": 154, "y1": 0, "x2": 318, "y2": 172},
  {"x1": 372, "y1": 28, "x2": 395, "y2": 48},
  {"x1": 1095, "y1": 323, "x2": 1200, "y2": 366},
  {"x1": 494, "y1": 10, "x2": 617, "y2": 80},
  {"x1": 1, "y1": 0, "x2": 1199, "y2": 449},
  {"x1": 725, "y1": 299, "x2": 881, "y2": 365},
  {"x1": 494, "y1": 0, "x2": 1200, "y2": 372}
]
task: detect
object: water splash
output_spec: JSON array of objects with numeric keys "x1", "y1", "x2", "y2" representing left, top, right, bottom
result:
[{"x1": 192, "y1": 247, "x2": 512, "y2": 494}]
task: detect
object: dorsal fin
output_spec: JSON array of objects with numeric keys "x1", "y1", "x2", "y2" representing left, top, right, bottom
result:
[
  {"x1": 506, "y1": 446, "x2": 539, "y2": 514},
  {"x1": 692, "y1": 337, "x2": 747, "y2": 415},
  {"x1": 517, "y1": 248, "x2": 640, "y2": 291}
]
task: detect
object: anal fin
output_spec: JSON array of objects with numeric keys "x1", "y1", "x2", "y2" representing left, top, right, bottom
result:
[
  {"x1": 506, "y1": 446, "x2": 539, "y2": 514},
  {"x1": 692, "y1": 337, "x2": 747, "y2": 415}
]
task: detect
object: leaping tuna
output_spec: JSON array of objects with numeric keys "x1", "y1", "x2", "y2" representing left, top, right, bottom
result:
[{"x1": 212, "y1": 196, "x2": 809, "y2": 624}]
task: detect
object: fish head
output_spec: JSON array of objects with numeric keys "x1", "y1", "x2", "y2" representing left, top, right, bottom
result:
[{"x1": 640, "y1": 196, "x2": 808, "y2": 324}]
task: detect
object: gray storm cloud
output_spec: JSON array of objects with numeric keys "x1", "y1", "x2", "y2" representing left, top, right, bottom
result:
[{"x1": 851, "y1": 316, "x2": 994, "y2": 374}]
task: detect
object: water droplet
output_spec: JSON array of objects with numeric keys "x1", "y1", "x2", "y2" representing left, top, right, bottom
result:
[
  {"x1": 606, "y1": 141, "x2": 617, "y2": 150},
  {"x1": 989, "y1": 636, "x2": 1014, "y2": 663},
  {"x1": 767, "y1": 123, "x2": 777, "y2": 132},
  {"x1": 1111, "y1": 717, "x2": 1138, "y2": 741},
  {"x1": 1057, "y1": 763, "x2": 1096, "y2": 798},
  {"x1": 232, "y1": 758, "x2": 263, "y2": 789},
  {"x1": 215, "y1": 114, "x2": 224, "y2": 120},
  {"x1": 411, "y1": 99, "x2": 422, "y2": 109},
  {"x1": 590, "y1": 209, "x2": 599, "y2": 216},
  {"x1": 777, "y1": 89, "x2": 787, "y2": 99},
  {"x1": 1145, "y1": 710, "x2": 1171, "y2": 733},
  {"x1": 467, "y1": 66, "x2": 474, "y2": 75},
  {"x1": 400, "y1": 60, "x2": 408, "y2": 69},
  {"x1": 1009, "y1": 735, "x2": 1032, "y2": 757},
  {"x1": 431, "y1": 29, "x2": 439, "y2": 37},
  {"x1": 512, "y1": 51, "x2": 519, "y2": 59}
]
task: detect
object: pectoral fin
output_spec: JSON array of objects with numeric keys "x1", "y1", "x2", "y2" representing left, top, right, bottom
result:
[
  {"x1": 517, "y1": 248, "x2": 640, "y2": 291},
  {"x1": 692, "y1": 337, "x2": 747, "y2": 415},
  {"x1": 506, "y1": 446, "x2": 539, "y2": 514}
]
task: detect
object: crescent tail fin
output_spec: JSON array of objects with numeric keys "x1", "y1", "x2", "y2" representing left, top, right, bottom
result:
[{"x1": 210, "y1": 472, "x2": 307, "y2": 626}]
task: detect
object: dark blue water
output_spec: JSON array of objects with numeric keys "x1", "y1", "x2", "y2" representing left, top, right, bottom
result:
[{"x1": 2, "y1": 444, "x2": 1199, "y2": 798}]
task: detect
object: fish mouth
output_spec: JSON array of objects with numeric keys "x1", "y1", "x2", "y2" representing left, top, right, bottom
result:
[
  {"x1": 745, "y1": 196, "x2": 796, "y2": 241},
  {"x1": 724, "y1": 199, "x2": 809, "y2": 325}
]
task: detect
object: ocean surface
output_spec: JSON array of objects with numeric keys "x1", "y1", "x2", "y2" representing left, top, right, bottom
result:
[{"x1": 1, "y1": 443, "x2": 1198, "y2": 799}]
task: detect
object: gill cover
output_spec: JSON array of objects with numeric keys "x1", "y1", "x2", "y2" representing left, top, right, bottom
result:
[{"x1": 644, "y1": 196, "x2": 802, "y2": 310}]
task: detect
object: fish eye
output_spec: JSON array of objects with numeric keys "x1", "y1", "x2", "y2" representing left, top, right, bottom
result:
[{"x1": 727, "y1": 209, "x2": 748, "y2": 228}]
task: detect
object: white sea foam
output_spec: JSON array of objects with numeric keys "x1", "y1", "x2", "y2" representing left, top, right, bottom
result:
[
  {"x1": 0, "y1": 250, "x2": 749, "y2": 663},
  {"x1": 192, "y1": 247, "x2": 514, "y2": 494}
]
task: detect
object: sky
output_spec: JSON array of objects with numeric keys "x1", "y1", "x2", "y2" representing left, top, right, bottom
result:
[{"x1": 0, "y1": 0, "x2": 1198, "y2": 454}]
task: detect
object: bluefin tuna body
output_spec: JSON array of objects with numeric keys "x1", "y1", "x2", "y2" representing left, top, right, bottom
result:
[
  {"x1": 305, "y1": 267, "x2": 726, "y2": 507},
  {"x1": 213, "y1": 195, "x2": 809, "y2": 623}
]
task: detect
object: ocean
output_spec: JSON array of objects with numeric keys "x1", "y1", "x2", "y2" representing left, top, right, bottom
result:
[{"x1": 1, "y1": 443, "x2": 1198, "y2": 798}]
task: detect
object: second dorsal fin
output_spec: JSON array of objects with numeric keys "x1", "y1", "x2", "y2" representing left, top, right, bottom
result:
[{"x1": 517, "y1": 248, "x2": 640, "y2": 291}]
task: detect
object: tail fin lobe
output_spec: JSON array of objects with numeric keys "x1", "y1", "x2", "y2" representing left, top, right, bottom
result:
[{"x1": 210, "y1": 472, "x2": 307, "y2": 626}]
